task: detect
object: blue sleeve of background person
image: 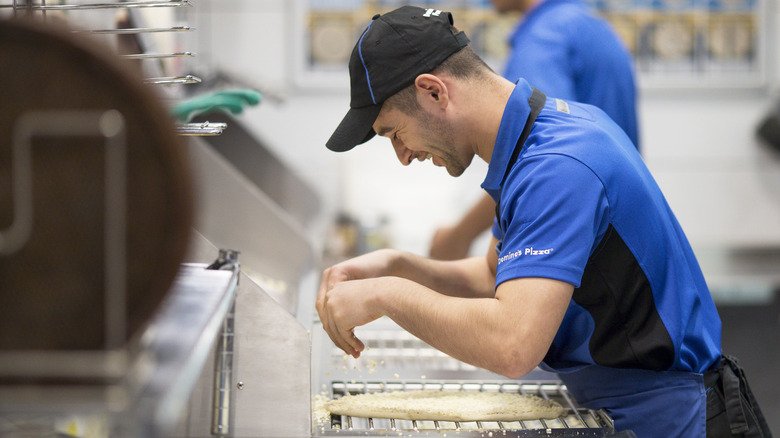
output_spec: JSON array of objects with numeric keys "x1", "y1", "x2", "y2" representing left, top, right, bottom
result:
[{"x1": 494, "y1": 153, "x2": 610, "y2": 289}]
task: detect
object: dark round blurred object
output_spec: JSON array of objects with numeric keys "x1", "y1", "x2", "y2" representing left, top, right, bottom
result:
[{"x1": 0, "y1": 18, "x2": 194, "y2": 350}]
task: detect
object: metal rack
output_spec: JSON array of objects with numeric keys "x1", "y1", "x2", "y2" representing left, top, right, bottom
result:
[
  {"x1": 309, "y1": 315, "x2": 619, "y2": 438},
  {"x1": 318, "y1": 380, "x2": 614, "y2": 437},
  {"x1": 1, "y1": 0, "x2": 225, "y2": 136},
  {"x1": 0, "y1": 0, "x2": 192, "y2": 11}
]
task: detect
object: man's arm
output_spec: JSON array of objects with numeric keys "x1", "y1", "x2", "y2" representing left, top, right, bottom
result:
[
  {"x1": 318, "y1": 242, "x2": 573, "y2": 377},
  {"x1": 320, "y1": 273, "x2": 573, "y2": 378},
  {"x1": 429, "y1": 193, "x2": 496, "y2": 260},
  {"x1": 317, "y1": 248, "x2": 496, "y2": 357}
]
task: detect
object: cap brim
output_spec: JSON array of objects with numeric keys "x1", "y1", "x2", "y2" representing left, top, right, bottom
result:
[{"x1": 326, "y1": 104, "x2": 382, "y2": 152}]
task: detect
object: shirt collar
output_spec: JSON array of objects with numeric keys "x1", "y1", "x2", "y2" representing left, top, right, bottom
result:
[{"x1": 481, "y1": 79, "x2": 533, "y2": 201}]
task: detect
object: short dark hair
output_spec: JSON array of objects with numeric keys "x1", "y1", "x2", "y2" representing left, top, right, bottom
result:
[{"x1": 383, "y1": 43, "x2": 493, "y2": 116}]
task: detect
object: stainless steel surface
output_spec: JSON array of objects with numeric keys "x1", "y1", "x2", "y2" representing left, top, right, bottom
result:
[
  {"x1": 316, "y1": 380, "x2": 613, "y2": 437},
  {"x1": 0, "y1": 262, "x2": 239, "y2": 438},
  {"x1": 230, "y1": 271, "x2": 312, "y2": 438},
  {"x1": 191, "y1": 112, "x2": 321, "y2": 227},
  {"x1": 123, "y1": 51, "x2": 194, "y2": 59},
  {"x1": 75, "y1": 26, "x2": 194, "y2": 34},
  {"x1": 211, "y1": 299, "x2": 235, "y2": 436},
  {"x1": 181, "y1": 136, "x2": 318, "y2": 437},
  {"x1": 186, "y1": 136, "x2": 318, "y2": 317},
  {"x1": 133, "y1": 263, "x2": 238, "y2": 437},
  {"x1": 144, "y1": 75, "x2": 202, "y2": 85},
  {"x1": 0, "y1": 1, "x2": 192, "y2": 10},
  {"x1": 176, "y1": 121, "x2": 227, "y2": 136}
]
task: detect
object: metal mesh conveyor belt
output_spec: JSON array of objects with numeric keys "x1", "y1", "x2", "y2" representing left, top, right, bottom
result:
[
  {"x1": 311, "y1": 318, "x2": 620, "y2": 437},
  {"x1": 314, "y1": 380, "x2": 615, "y2": 437}
]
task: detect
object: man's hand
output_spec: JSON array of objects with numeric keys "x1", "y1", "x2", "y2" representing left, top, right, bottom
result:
[
  {"x1": 316, "y1": 250, "x2": 398, "y2": 357},
  {"x1": 317, "y1": 278, "x2": 385, "y2": 358}
]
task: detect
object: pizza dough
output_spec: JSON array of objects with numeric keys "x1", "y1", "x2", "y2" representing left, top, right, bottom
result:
[{"x1": 326, "y1": 390, "x2": 565, "y2": 421}]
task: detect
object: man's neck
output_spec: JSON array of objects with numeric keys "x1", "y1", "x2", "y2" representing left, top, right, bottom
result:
[{"x1": 470, "y1": 76, "x2": 516, "y2": 164}]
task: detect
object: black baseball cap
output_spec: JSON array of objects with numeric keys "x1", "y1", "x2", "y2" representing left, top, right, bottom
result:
[{"x1": 326, "y1": 5, "x2": 470, "y2": 152}]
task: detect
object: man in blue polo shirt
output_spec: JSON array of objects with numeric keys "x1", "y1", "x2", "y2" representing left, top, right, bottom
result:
[
  {"x1": 429, "y1": 0, "x2": 639, "y2": 261},
  {"x1": 318, "y1": 5, "x2": 770, "y2": 437}
]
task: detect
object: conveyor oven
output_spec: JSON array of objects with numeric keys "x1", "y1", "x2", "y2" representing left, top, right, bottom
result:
[{"x1": 310, "y1": 318, "x2": 620, "y2": 438}]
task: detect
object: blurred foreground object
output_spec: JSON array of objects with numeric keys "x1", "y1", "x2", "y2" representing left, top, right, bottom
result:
[{"x1": 0, "y1": 17, "x2": 194, "y2": 351}]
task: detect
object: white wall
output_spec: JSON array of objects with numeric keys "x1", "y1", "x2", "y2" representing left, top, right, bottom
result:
[{"x1": 191, "y1": 0, "x2": 780, "y2": 292}]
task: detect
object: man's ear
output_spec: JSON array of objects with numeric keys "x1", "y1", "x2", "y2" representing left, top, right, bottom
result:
[{"x1": 415, "y1": 73, "x2": 449, "y2": 111}]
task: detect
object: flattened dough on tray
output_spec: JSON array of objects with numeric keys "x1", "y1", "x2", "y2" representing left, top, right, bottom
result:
[{"x1": 326, "y1": 390, "x2": 565, "y2": 421}]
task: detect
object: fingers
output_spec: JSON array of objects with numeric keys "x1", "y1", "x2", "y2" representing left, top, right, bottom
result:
[
  {"x1": 317, "y1": 264, "x2": 371, "y2": 358},
  {"x1": 321, "y1": 287, "x2": 364, "y2": 358},
  {"x1": 317, "y1": 273, "x2": 366, "y2": 358},
  {"x1": 325, "y1": 307, "x2": 361, "y2": 358}
]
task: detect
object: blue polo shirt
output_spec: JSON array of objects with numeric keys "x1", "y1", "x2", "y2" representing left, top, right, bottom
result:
[
  {"x1": 503, "y1": 0, "x2": 639, "y2": 148},
  {"x1": 483, "y1": 80, "x2": 721, "y2": 435}
]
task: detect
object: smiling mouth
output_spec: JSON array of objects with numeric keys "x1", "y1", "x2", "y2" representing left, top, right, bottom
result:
[{"x1": 415, "y1": 152, "x2": 433, "y2": 162}]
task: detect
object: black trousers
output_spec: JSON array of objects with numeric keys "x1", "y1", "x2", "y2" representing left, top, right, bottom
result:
[{"x1": 705, "y1": 355, "x2": 773, "y2": 437}]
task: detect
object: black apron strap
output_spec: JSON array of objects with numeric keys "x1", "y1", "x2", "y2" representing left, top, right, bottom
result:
[
  {"x1": 706, "y1": 354, "x2": 773, "y2": 437},
  {"x1": 495, "y1": 87, "x2": 547, "y2": 230},
  {"x1": 720, "y1": 356, "x2": 749, "y2": 434}
]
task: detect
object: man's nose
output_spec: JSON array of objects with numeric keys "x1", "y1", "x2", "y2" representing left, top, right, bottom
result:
[{"x1": 393, "y1": 143, "x2": 414, "y2": 166}]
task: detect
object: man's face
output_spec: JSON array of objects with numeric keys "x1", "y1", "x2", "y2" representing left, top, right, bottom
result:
[{"x1": 372, "y1": 104, "x2": 471, "y2": 177}]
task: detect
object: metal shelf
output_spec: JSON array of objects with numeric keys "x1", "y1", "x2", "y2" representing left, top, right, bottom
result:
[{"x1": 1, "y1": 0, "x2": 192, "y2": 11}]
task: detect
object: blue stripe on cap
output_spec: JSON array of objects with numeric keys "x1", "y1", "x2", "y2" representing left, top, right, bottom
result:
[{"x1": 358, "y1": 20, "x2": 377, "y2": 105}]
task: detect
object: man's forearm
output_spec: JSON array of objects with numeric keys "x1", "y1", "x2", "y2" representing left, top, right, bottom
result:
[
  {"x1": 371, "y1": 276, "x2": 560, "y2": 378},
  {"x1": 388, "y1": 251, "x2": 496, "y2": 299},
  {"x1": 455, "y1": 193, "x2": 497, "y2": 239}
]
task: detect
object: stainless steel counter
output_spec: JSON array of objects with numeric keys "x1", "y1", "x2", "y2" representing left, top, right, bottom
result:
[{"x1": 0, "y1": 262, "x2": 238, "y2": 438}]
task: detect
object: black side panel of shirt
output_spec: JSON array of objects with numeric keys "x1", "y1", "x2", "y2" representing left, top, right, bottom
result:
[{"x1": 567, "y1": 224, "x2": 675, "y2": 370}]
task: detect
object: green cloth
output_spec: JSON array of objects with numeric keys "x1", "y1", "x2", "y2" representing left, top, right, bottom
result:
[{"x1": 171, "y1": 89, "x2": 262, "y2": 122}]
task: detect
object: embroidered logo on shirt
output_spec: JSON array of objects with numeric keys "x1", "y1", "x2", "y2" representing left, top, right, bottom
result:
[
  {"x1": 555, "y1": 98, "x2": 570, "y2": 114},
  {"x1": 497, "y1": 247, "x2": 554, "y2": 265}
]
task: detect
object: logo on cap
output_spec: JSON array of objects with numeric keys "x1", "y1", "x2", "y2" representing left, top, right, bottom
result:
[{"x1": 423, "y1": 9, "x2": 442, "y2": 17}]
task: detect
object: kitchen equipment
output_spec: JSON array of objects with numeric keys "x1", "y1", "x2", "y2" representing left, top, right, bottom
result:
[
  {"x1": 0, "y1": 17, "x2": 194, "y2": 351},
  {"x1": 309, "y1": 318, "x2": 621, "y2": 438}
]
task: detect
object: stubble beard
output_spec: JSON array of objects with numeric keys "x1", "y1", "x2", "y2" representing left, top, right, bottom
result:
[{"x1": 419, "y1": 111, "x2": 469, "y2": 177}]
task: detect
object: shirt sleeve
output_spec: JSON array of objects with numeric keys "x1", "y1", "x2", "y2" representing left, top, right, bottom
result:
[{"x1": 495, "y1": 153, "x2": 610, "y2": 288}]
